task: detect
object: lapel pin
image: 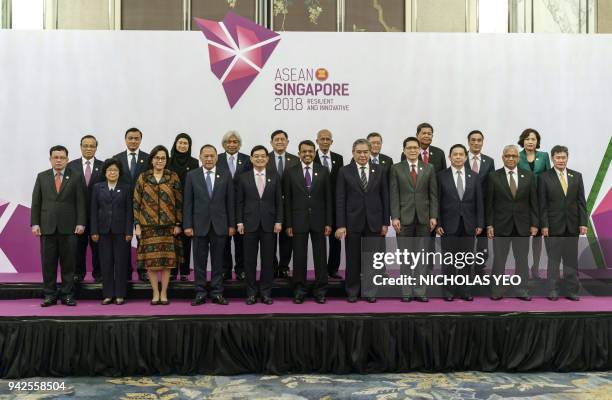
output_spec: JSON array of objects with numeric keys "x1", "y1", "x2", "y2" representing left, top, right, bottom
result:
[
  {"x1": 520, "y1": 175, "x2": 524, "y2": 178},
  {"x1": 186, "y1": 167, "x2": 190, "y2": 170},
  {"x1": 419, "y1": 167, "x2": 423, "y2": 171},
  {"x1": 382, "y1": 160, "x2": 386, "y2": 164},
  {"x1": 315, "y1": 172, "x2": 318, "y2": 176},
  {"x1": 536, "y1": 157, "x2": 539, "y2": 161},
  {"x1": 371, "y1": 169, "x2": 375, "y2": 173},
  {"x1": 95, "y1": 168, "x2": 99, "y2": 171},
  {"x1": 268, "y1": 178, "x2": 271, "y2": 182},
  {"x1": 140, "y1": 160, "x2": 143, "y2": 163},
  {"x1": 468, "y1": 175, "x2": 471, "y2": 178},
  {"x1": 238, "y1": 160, "x2": 242, "y2": 164},
  {"x1": 333, "y1": 160, "x2": 336, "y2": 164},
  {"x1": 216, "y1": 174, "x2": 220, "y2": 178},
  {"x1": 66, "y1": 176, "x2": 70, "y2": 179},
  {"x1": 569, "y1": 173, "x2": 573, "y2": 177},
  {"x1": 117, "y1": 189, "x2": 121, "y2": 193}
]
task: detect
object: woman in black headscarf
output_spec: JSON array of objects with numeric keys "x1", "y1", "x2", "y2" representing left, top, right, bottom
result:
[{"x1": 168, "y1": 133, "x2": 199, "y2": 281}]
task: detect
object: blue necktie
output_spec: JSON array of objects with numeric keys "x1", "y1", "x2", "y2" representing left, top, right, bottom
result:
[
  {"x1": 228, "y1": 155, "x2": 236, "y2": 177},
  {"x1": 205, "y1": 171, "x2": 213, "y2": 197},
  {"x1": 277, "y1": 155, "x2": 284, "y2": 176},
  {"x1": 323, "y1": 155, "x2": 330, "y2": 171}
]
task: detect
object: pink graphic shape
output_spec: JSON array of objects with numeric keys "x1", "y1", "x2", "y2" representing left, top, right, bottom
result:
[
  {"x1": 0, "y1": 204, "x2": 41, "y2": 273},
  {"x1": 592, "y1": 187, "x2": 612, "y2": 267},
  {"x1": 194, "y1": 12, "x2": 281, "y2": 108}
]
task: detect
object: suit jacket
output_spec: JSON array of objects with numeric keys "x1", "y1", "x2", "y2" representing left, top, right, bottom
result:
[
  {"x1": 31, "y1": 168, "x2": 87, "y2": 235},
  {"x1": 314, "y1": 150, "x2": 344, "y2": 222},
  {"x1": 389, "y1": 160, "x2": 438, "y2": 225},
  {"x1": 486, "y1": 168, "x2": 539, "y2": 236},
  {"x1": 266, "y1": 151, "x2": 300, "y2": 176},
  {"x1": 67, "y1": 157, "x2": 104, "y2": 197},
  {"x1": 183, "y1": 167, "x2": 235, "y2": 236},
  {"x1": 372, "y1": 153, "x2": 393, "y2": 173},
  {"x1": 437, "y1": 167, "x2": 484, "y2": 235},
  {"x1": 401, "y1": 145, "x2": 446, "y2": 173},
  {"x1": 336, "y1": 161, "x2": 389, "y2": 233},
  {"x1": 464, "y1": 152, "x2": 495, "y2": 195},
  {"x1": 217, "y1": 152, "x2": 252, "y2": 180},
  {"x1": 538, "y1": 168, "x2": 588, "y2": 236},
  {"x1": 518, "y1": 149, "x2": 551, "y2": 179},
  {"x1": 283, "y1": 163, "x2": 332, "y2": 233},
  {"x1": 236, "y1": 170, "x2": 283, "y2": 233},
  {"x1": 90, "y1": 182, "x2": 133, "y2": 235},
  {"x1": 113, "y1": 150, "x2": 150, "y2": 187}
]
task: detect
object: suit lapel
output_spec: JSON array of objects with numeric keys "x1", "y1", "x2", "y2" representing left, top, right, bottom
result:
[{"x1": 499, "y1": 169, "x2": 513, "y2": 198}]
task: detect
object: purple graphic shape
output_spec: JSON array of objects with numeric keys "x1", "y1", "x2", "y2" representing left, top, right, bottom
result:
[
  {"x1": 194, "y1": 12, "x2": 280, "y2": 108},
  {"x1": 0, "y1": 204, "x2": 40, "y2": 273},
  {"x1": 592, "y1": 187, "x2": 612, "y2": 267},
  {"x1": 0, "y1": 203, "x2": 7, "y2": 218}
]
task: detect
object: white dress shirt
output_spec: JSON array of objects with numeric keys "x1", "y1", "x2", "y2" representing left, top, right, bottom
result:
[{"x1": 504, "y1": 166, "x2": 519, "y2": 187}]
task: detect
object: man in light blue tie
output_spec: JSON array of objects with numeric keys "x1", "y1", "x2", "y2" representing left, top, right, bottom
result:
[{"x1": 217, "y1": 131, "x2": 252, "y2": 281}]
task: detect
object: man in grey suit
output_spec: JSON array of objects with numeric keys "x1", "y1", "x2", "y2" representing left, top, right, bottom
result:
[
  {"x1": 267, "y1": 129, "x2": 299, "y2": 278},
  {"x1": 184, "y1": 144, "x2": 236, "y2": 306},
  {"x1": 390, "y1": 137, "x2": 438, "y2": 302},
  {"x1": 31, "y1": 145, "x2": 87, "y2": 307}
]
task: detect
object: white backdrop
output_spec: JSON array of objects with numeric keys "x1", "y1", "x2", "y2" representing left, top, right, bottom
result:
[{"x1": 0, "y1": 30, "x2": 610, "y2": 273}]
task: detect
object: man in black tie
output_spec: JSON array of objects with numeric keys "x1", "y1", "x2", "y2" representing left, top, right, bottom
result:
[
  {"x1": 267, "y1": 129, "x2": 299, "y2": 278},
  {"x1": 236, "y1": 145, "x2": 283, "y2": 305},
  {"x1": 436, "y1": 144, "x2": 484, "y2": 301},
  {"x1": 67, "y1": 135, "x2": 104, "y2": 282},
  {"x1": 217, "y1": 130, "x2": 252, "y2": 281},
  {"x1": 367, "y1": 132, "x2": 394, "y2": 176},
  {"x1": 284, "y1": 140, "x2": 332, "y2": 304},
  {"x1": 336, "y1": 139, "x2": 389, "y2": 302},
  {"x1": 31, "y1": 145, "x2": 86, "y2": 307},
  {"x1": 184, "y1": 145, "x2": 236, "y2": 306},
  {"x1": 539, "y1": 145, "x2": 588, "y2": 301},
  {"x1": 314, "y1": 129, "x2": 344, "y2": 279},
  {"x1": 113, "y1": 127, "x2": 149, "y2": 281},
  {"x1": 465, "y1": 130, "x2": 495, "y2": 275},
  {"x1": 486, "y1": 145, "x2": 539, "y2": 300}
]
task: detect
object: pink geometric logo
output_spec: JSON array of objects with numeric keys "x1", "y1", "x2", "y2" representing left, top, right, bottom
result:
[
  {"x1": 194, "y1": 12, "x2": 281, "y2": 108},
  {"x1": 592, "y1": 187, "x2": 612, "y2": 267}
]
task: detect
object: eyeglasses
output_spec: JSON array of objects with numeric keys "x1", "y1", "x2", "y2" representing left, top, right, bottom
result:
[
  {"x1": 154, "y1": 157, "x2": 167, "y2": 161},
  {"x1": 81, "y1": 145, "x2": 97, "y2": 149}
]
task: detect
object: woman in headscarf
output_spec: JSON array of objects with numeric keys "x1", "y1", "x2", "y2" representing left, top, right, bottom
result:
[{"x1": 168, "y1": 133, "x2": 199, "y2": 281}]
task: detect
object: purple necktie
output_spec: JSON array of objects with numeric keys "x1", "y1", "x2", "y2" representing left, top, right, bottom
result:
[
  {"x1": 304, "y1": 166, "x2": 312, "y2": 192},
  {"x1": 85, "y1": 161, "x2": 92, "y2": 186}
]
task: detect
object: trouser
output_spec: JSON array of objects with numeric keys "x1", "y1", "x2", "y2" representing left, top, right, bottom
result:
[
  {"x1": 345, "y1": 227, "x2": 381, "y2": 298},
  {"x1": 491, "y1": 227, "x2": 530, "y2": 297},
  {"x1": 223, "y1": 234, "x2": 244, "y2": 276},
  {"x1": 398, "y1": 222, "x2": 430, "y2": 298},
  {"x1": 292, "y1": 230, "x2": 328, "y2": 297},
  {"x1": 193, "y1": 232, "x2": 227, "y2": 297},
  {"x1": 327, "y1": 225, "x2": 341, "y2": 274},
  {"x1": 243, "y1": 227, "x2": 275, "y2": 297},
  {"x1": 440, "y1": 218, "x2": 474, "y2": 298},
  {"x1": 273, "y1": 229, "x2": 292, "y2": 273},
  {"x1": 545, "y1": 233, "x2": 580, "y2": 296},
  {"x1": 41, "y1": 233, "x2": 76, "y2": 297},
  {"x1": 171, "y1": 233, "x2": 192, "y2": 276},
  {"x1": 74, "y1": 226, "x2": 100, "y2": 279},
  {"x1": 99, "y1": 233, "x2": 129, "y2": 298}
]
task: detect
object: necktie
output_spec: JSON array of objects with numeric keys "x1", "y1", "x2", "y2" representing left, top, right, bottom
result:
[
  {"x1": 277, "y1": 156, "x2": 284, "y2": 176},
  {"x1": 509, "y1": 171, "x2": 517, "y2": 198},
  {"x1": 323, "y1": 155, "x2": 330, "y2": 171},
  {"x1": 559, "y1": 172, "x2": 567, "y2": 195},
  {"x1": 205, "y1": 171, "x2": 213, "y2": 197},
  {"x1": 55, "y1": 172, "x2": 61, "y2": 193},
  {"x1": 129, "y1": 152, "x2": 137, "y2": 178},
  {"x1": 456, "y1": 170, "x2": 464, "y2": 199},
  {"x1": 256, "y1": 173, "x2": 265, "y2": 198},
  {"x1": 228, "y1": 155, "x2": 236, "y2": 177},
  {"x1": 304, "y1": 166, "x2": 312, "y2": 192},
  {"x1": 372, "y1": 157, "x2": 379, "y2": 165},
  {"x1": 423, "y1": 150, "x2": 429, "y2": 164},
  {"x1": 471, "y1": 156, "x2": 479, "y2": 174},
  {"x1": 360, "y1": 166, "x2": 368, "y2": 190},
  {"x1": 110, "y1": 187, "x2": 115, "y2": 196},
  {"x1": 410, "y1": 164, "x2": 417, "y2": 187},
  {"x1": 84, "y1": 160, "x2": 92, "y2": 186}
]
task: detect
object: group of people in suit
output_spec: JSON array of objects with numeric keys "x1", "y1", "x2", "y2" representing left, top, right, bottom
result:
[{"x1": 30, "y1": 123, "x2": 588, "y2": 307}]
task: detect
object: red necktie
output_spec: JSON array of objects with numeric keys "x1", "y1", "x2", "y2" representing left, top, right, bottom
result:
[
  {"x1": 410, "y1": 164, "x2": 417, "y2": 187},
  {"x1": 423, "y1": 150, "x2": 429, "y2": 164},
  {"x1": 55, "y1": 172, "x2": 61, "y2": 193}
]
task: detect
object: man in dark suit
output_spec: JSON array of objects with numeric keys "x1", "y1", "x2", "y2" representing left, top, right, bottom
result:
[
  {"x1": 184, "y1": 144, "x2": 236, "y2": 306},
  {"x1": 486, "y1": 145, "x2": 539, "y2": 300},
  {"x1": 400, "y1": 123, "x2": 447, "y2": 173},
  {"x1": 31, "y1": 145, "x2": 86, "y2": 307},
  {"x1": 284, "y1": 140, "x2": 332, "y2": 304},
  {"x1": 539, "y1": 145, "x2": 588, "y2": 301},
  {"x1": 390, "y1": 137, "x2": 438, "y2": 302},
  {"x1": 436, "y1": 144, "x2": 484, "y2": 301},
  {"x1": 113, "y1": 127, "x2": 149, "y2": 282},
  {"x1": 366, "y1": 132, "x2": 394, "y2": 175},
  {"x1": 465, "y1": 130, "x2": 495, "y2": 275},
  {"x1": 314, "y1": 129, "x2": 344, "y2": 279},
  {"x1": 236, "y1": 145, "x2": 283, "y2": 305},
  {"x1": 267, "y1": 129, "x2": 299, "y2": 279},
  {"x1": 336, "y1": 139, "x2": 389, "y2": 303},
  {"x1": 67, "y1": 135, "x2": 104, "y2": 282},
  {"x1": 217, "y1": 130, "x2": 252, "y2": 281}
]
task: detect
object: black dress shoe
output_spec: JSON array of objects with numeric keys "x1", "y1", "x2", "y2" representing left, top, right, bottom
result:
[
  {"x1": 328, "y1": 271, "x2": 342, "y2": 279},
  {"x1": 414, "y1": 296, "x2": 429, "y2": 303},
  {"x1": 462, "y1": 296, "x2": 474, "y2": 302},
  {"x1": 517, "y1": 295, "x2": 532, "y2": 301},
  {"x1": 276, "y1": 269, "x2": 289, "y2": 279},
  {"x1": 73, "y1": 275, "x2": 84, "y2": 283},
  {"x1": 41, "y1": 296, "x2": 57, "y2": 307},
  {"x1": 367, "y1": 297, "x2": 377, "y2": 303},
  {"x1": 262, "y1": 297, "x2": 273, "y2": 305},
  {"x1": 179, "y1": 275, "x2": 189, "y2": 282},
  {"x1": 139, "y1": 272, "x2": 149, "y2": 282},
  {"x1": 61, "y1": 296, "x2": 77, "y2": 306},
  {"x1": 101, "y1": 298, "x2": 113, "y2": 305},
  {"x1": 444, "y1": 296, "x2": 454, "y2": 302},
  {"x1": 191, "y1": 296, "x2": 206, "y2": 306},
  {"x1": 347, "y1": 296, "x2": 358, "y2": 303},
  {"x1": 315, "y1": 296, "x2": 326, "y2": 304},
  {"x1": 293, "y1": 295, "x2": 304, "y2": 304},
  {"x1": 401, "y1": 297, "x2": 412, "y2": 302},
  {"x1": 566, "y1": 294, "x2": 580, "y2": 301},
  {"x1": 212, "y1": 295, "x2": 229, "y2": 305},
  {"x1": 246, "y1": 296, "x2": 257, "y2": 305},
  {"x1": 548, "y1": 292, "x2": 559, "y2": 301},
  {"x1": 236, "y1": 271, "x2": 246, "y2": 281},
  {"x1": 490, "y1": 295, "x2": 503, "y2": 301}
]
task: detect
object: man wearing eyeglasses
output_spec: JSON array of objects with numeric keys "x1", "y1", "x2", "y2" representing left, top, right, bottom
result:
[{"x1": 67, "y1": 135, "x2": 104, "y2": 283}]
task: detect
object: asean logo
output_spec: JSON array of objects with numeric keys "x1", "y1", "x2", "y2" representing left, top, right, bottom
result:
[{"x1": 315, "y1": 68, "x2": 329, "y2": 81}]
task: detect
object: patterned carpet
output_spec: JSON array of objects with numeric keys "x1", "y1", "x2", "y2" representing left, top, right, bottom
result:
[{"x1": 1, "y1": 371, "x2": 612, "y2": 399}]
